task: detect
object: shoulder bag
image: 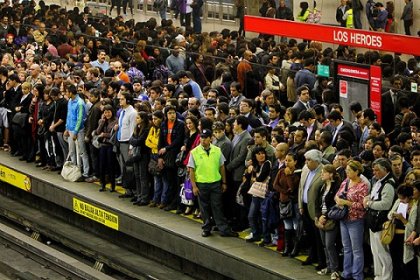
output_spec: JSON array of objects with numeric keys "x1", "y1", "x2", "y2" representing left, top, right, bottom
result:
[
  {"x1": 279, "y1": 200, "x2": 293, "y2": 219},
  {"x1": 327, "y1": 179, "x2": 350, "y2": 221},
  {"x1": 380, "y1": 218, "x2": 395, "y2": 245},
  {"x1": 247, "y1": 162, "x2": 271, "y2": 198},
  {"x1": 12, "y1": 112, "x2": 28, "y2": 128},
  {"x1": 248, "y1": 179, "x2": 269, "y2": 198},
  {"x1": 315, "y1": 216, "x2": 336, "y2": 231}
]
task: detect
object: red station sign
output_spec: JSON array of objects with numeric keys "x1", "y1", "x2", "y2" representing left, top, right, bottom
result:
[
  {"x1": 337, "y1": 65, "x2": 370, "y2": 80},
  {"x1": 244, "y1": 16, "x2": 420, "y2": 56}
]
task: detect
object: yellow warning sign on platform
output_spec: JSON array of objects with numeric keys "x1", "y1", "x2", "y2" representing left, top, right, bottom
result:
[
  {"x1": 73, "y1": 198, "x2": 119, "y2": 230},
  {"x1": 0, "y1": 164, "x2": 31, "y2": 192}
]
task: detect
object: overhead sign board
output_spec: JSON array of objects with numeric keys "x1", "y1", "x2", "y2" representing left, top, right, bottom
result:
[
  {"x1": 337, "y1": 65, "x2": 370, "y2": 80},
  {"x1": 244, "y1": 16, "x2": 420, "y2": 56}
]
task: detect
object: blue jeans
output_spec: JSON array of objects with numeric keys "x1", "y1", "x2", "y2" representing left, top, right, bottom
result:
[
  {"x1": 248, "y1": 196, "x2": 262, "y2": 239},
  {"x1": 159, "y1": 7, "x2": 167, "y2": 20},
  {"x1": 192, "y1": 10, "x2": 201, "y2": 33},
  {"x1": 153, "y1": 175, "x2": 164, "y2": 204},
  {"x1": 319, "y1": 225, "x2": 339, "y2": 273},
  {"x1": 68, "y1": 129, "x2": 90, "y2": 177},
  {"x1": 248, "y1": 196, "x2": 270, "y2": 242},
  {"x1": 340, "y1": 219, "x2": 364, "y2": 280}
]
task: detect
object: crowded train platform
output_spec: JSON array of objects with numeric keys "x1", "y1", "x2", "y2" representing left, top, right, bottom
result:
[{"x1": 0, "y1": 0, "x2": 420, "y2": 279}]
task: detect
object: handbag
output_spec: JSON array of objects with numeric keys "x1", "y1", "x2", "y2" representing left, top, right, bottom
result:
[
  {"x1": 148, "y1": 157, "x2": 162, "y2": 176},
  {"x1": 247, "y1": 162, "x2": 271, "y2": 198},
  {"x1": 180, "y1": 178, "x2": 194, "y2": 206},
  {"x1": 248, "y1": 181, "x2": 269, "y2": 198},
  {"x1": 12, "y1": 112, "x2": 28, "y2": 128},
  {"x1": 61, "y1": 144, "x2": 82, "y2": 182},
  {"x1": 177, "y1": 167, "x2": 187, "y2": 178},
  {"x1": 163, "y1": 151, "x2": 176, "y2": 168},
  {"x1": 92, "y1": 134, "x2": 100, "y2": 149},
  {"x1": 126, "y1": 146, "x2": 142, "y2": 164},
  {"x1": 327, "y1": 179, "x2": 350, "y2": 221},
  {"x1": 279, "y1": 200, "x2": 293, "y2": 219},
  {"x1": 328, "y1": 205, "x2": 349, "y2": 221},
  {"x1": 380, "y1": 219, "x2": 395, "y2": 245},
  {"x1": 109, "y1": 128, "x2": 119, "y2": 153},
  {"x1": 175, "y1": 150, "x2": 186, "y2": 167},
  {"x1": 236, "y1": 186, "x2": 245, "y2": 206},
  {"x1": 315, "y1": 216, "x2": 336, "y2": 231}
]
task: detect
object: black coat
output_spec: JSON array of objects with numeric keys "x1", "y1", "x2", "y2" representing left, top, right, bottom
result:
[{"x1": 381, "y1": 90, "x2": 399, "y2": 134}]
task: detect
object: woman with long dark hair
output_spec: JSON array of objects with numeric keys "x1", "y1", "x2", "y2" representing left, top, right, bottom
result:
[
  {"x1": 130, "y1": 111, "x2": 152, "y2": 205},
  {"x1": 273, "y1": 152, "x2": 301, "y2": 256},
  {"x1": 245, "y1": 147, "x2": 272, "y2": 244},
  {"x1": 178, "y1": 115, "x2": 200, "y2": 214},
  {"x1": 96, "y1": 105, "x2": 118, "y2": 192}
]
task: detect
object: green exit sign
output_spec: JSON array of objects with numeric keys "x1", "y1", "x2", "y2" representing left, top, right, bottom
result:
[{"x1": 317, "y1": 65, "x2": 330, "y2": 77}]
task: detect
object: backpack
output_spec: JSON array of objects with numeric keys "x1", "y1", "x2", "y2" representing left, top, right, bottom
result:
[
  {"x1": 127, "y1": 67, "x2": 145, "y2": 83},
  {"x1": 152, "y1": 64, "x2": 170, "y2": 84}
]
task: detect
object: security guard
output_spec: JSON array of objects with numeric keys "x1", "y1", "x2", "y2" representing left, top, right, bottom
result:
[{"x1": 188, "y1": 129, "x2": 239, "y2": 238}]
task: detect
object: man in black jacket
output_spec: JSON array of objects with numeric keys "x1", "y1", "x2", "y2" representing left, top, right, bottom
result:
[
  {"x1": 327, "y1": 110, "x2": 356, "y2": 148},
  {"x1": 336, "y1": 0, "x2": 349, "y2": 27},
  {"x1": 158, "y1": 105, "x2": 185, "y2": 211}
]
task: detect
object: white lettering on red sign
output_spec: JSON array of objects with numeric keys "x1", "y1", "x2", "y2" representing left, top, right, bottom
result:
[
  {"x1": 337, "y1": 65, "x2": 369, "y2": 80},
  {"x1": 333, "y1": 31, "x2": 383, "y2": 48}
]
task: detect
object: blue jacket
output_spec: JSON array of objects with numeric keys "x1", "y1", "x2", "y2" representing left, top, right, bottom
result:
[{"x1": 66, "y1": 95, "x2": 86, "y2": 134}]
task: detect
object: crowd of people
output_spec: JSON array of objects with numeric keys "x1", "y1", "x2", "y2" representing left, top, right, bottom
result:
[
  {"x1": 1, "y1": 0, "x2": 420, "y2": 280},
  {"x1": 244, "y1": 0, "x2": 415, "y2": 36}
]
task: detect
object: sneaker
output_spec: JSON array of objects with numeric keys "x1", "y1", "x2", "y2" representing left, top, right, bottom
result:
[
  {"x1": 330, "y1": 271, "x2": 340, "y2": 280},
  {"x1": 220, "y1": 230, "x2": 239, "y2": 237},
  {"x1": 317, "y1": 268, "x2": 330, "y2": 275},
  {"x1": 85, "y1": 176, "x2": 99, "y2": 183},
  {"x1": 148, "y1": 201, "x2": 157, "y2": 207},
  {"x1": 157, "y1": 203, "x2": 166, "y2": 209},
  {"x1": 245, "y1": 233, "x2": 253, "y2": 240}
]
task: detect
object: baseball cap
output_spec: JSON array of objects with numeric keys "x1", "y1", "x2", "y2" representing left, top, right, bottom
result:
[{"x1": 200, "y1": 129, "x2": 213, "y2": 138}]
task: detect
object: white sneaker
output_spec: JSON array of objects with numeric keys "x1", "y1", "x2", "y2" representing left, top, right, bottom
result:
[
  {"x1": 331, "y1": 271, "x2": 340, "y2": 280},
  {"x1": 244, "y1": 233, "x2": 253, "y2": 240},
  {"x1": 317, "y1": 268, "x2": 330, "y2": 275}
]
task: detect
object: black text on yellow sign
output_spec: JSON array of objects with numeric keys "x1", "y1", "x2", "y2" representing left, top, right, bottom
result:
[
  {"x1": 0, "y1": 164, "x2": 31, "y2": 192},
  {"x1": 73, "y1": 198, "x2": 119, "y2": 230}
]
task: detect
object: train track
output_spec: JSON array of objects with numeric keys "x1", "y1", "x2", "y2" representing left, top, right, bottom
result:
[
  {"x1": 0, "y1": 193, "x2": 194, "y2": 280},
  {"x1": 0, "y1": 221, "x2": 116, "y2": 280}
]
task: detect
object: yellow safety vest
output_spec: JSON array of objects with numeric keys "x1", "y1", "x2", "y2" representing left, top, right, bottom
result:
[
  {"x1": 190, "y1": 144, "x2": 223, "y2": 183},
  {"x1": 346, "y1": 9, "x2": 354, "y2": 28}
]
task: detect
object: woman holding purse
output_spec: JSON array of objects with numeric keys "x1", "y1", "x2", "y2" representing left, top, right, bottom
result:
[
  {"x1": 316, "y1": 164, "x2": 341, "y2": 280},
  {"x1": 96, "y1": 105, "x2": 118, "y2": 192},
  {"x1": 245, "y1": 147, "x2": 272, "y2": 244},
  {"x1": 335, "y1": 160, "x2": 369, "y2": 280},
  {"x1": 273, "y1": 152, "x2": 301, "y2": 256}
]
